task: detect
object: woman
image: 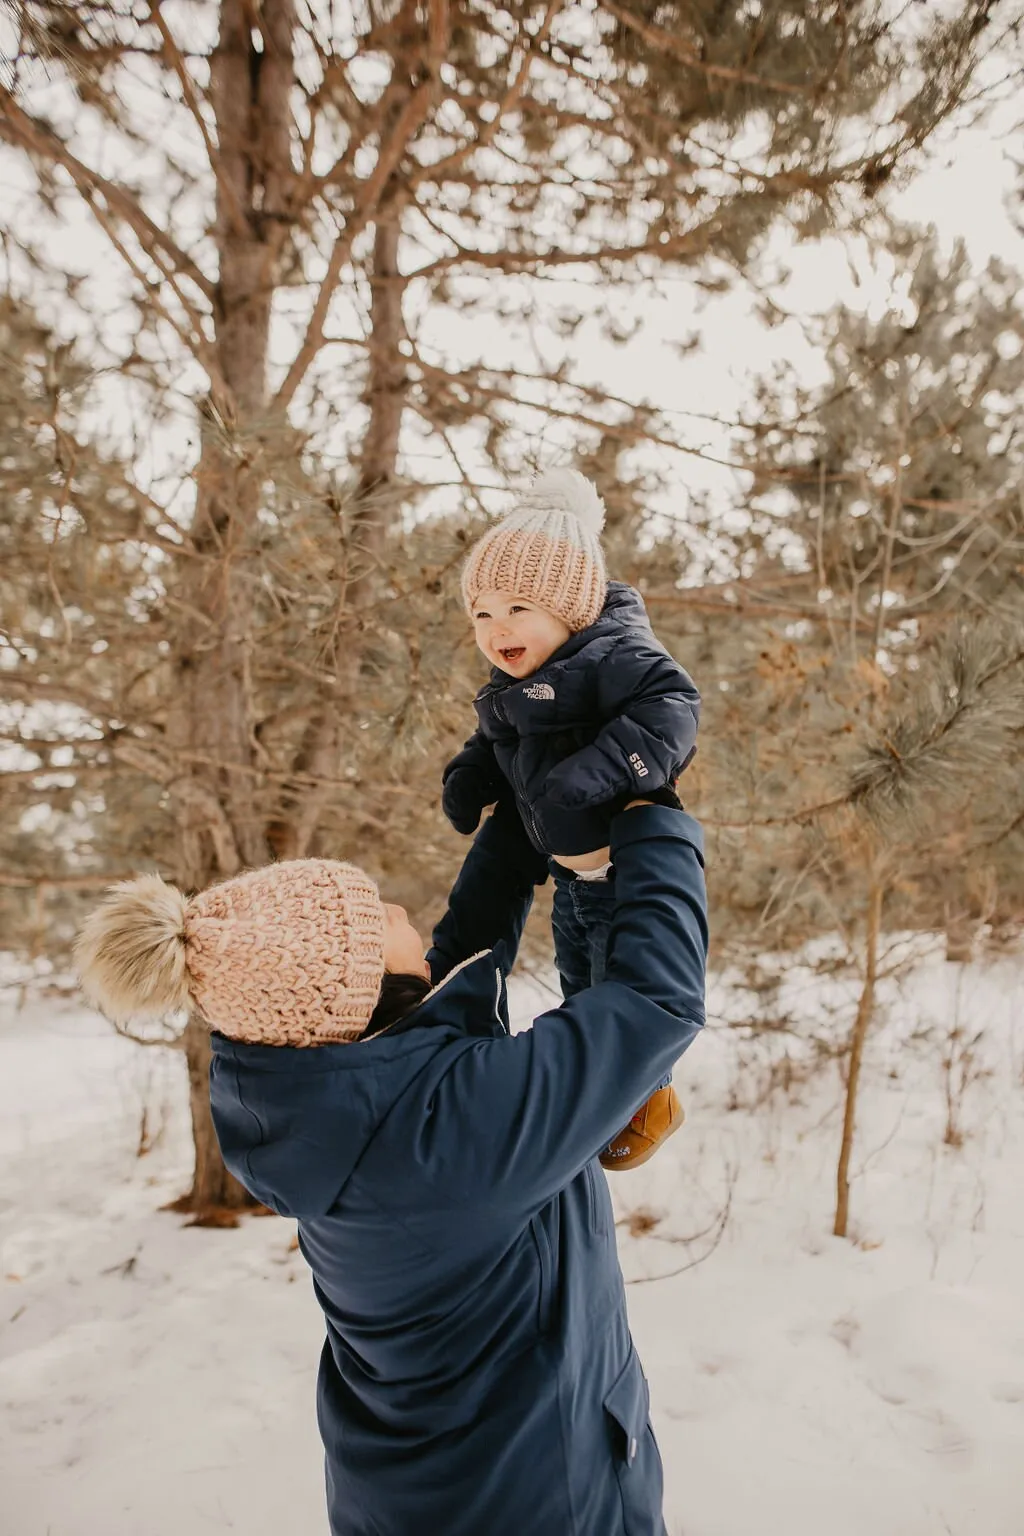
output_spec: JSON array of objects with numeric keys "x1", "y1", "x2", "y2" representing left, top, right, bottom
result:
[{"x1": 75, "y1": 796, "x2": 708, "y2": 1535}]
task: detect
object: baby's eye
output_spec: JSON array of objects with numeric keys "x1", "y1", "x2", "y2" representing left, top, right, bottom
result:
[
  {"x1": 510, "y1": 605, "x2": 527, "y2": 613},
  {"x1": 474, "y1": 610, "x2": 491, "y2": 620}
]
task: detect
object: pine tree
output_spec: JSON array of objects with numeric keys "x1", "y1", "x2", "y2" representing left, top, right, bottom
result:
[
  {"x1": 695, "y1": 226, "x2": 1024, "y2": 1235},
  {"x1": 0, "y1": 2, "x2": 1012, "y2": 1216}
]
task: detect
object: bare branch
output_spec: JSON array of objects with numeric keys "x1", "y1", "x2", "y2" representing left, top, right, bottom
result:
[
  {"x1": 273, "y1": 0, "x2": 451, "y2": 412},
  {"x1": 147, "y1": 1, "x2": 250, "y2": 240},
  {"x1": 0, "y1": 87, "x2": 214, "y2": 302},
  {"x1": 407, "y1": 0, "x2": 561, "y2": 190}
]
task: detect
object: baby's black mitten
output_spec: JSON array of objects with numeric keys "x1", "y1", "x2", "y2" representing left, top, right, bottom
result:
[{"x1": 442, "y1": 739, "x2": 504, "y2": 836}]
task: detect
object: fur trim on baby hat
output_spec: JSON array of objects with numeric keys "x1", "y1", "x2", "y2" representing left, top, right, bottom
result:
[
  {"x1": 74, "y1": 860, "x2": 386, "y2": 1048},
  {"x1": 462, "y1": 468, "x2": 608, "y2": 633}
]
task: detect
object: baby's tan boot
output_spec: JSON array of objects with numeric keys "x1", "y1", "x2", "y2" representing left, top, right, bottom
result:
[{"x1": 599, "y1": 1085, "x2": 684, "y2": 1171}]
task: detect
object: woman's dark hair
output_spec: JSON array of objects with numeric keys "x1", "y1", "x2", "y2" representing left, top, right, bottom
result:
[{"x1": 363, "y1": 971, "x2": 432, "y2": 1038}]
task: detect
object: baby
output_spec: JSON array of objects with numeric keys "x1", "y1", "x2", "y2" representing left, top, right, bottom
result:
[{"x1": 443, "y1": 469, "x2": 701, "y2": 1170}]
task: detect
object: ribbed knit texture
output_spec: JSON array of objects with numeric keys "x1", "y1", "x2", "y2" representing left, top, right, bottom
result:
[
  {"x1": 462, "y1": 469, "x2": 608, "y2": 633},
  {"x1": 184, "y1": 860, "x2": 385, "y2": 1047}
]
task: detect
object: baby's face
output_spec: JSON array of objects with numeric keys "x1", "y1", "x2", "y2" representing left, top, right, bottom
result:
[{"x1": 471, "y1": 589, "x2": 571, "y2": 678}]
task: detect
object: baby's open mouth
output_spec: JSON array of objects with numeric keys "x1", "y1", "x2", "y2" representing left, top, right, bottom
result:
[{"x1": 500, "y1": 646, "x2": 526, "y2": 665}]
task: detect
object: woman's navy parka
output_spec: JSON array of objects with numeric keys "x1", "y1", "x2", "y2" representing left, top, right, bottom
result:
[{"x1": 209, "y1": 801, "x2": 708, "y2": 1536}]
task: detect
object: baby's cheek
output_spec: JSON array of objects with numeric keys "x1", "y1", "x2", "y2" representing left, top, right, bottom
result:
[{"x1": 527, "y1": 635, "x2": 558, "y2": 668}]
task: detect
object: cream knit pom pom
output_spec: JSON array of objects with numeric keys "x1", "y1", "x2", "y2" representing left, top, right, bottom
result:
[
  {"x1": 514, "y1": 467, "x2": 606, "y2": 535},
  {"x1": 75, "y1": 873, "x2": 191, "y2": 1023}
]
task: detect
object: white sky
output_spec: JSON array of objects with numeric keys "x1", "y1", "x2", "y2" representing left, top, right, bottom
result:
[{"x1": 458, "y1": 95, "x2": 1024, "y2": 513}]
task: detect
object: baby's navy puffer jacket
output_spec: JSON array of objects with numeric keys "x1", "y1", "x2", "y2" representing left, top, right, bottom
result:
[{"x1": 443, "y1": 583, "x2": 700, "y2": 857}]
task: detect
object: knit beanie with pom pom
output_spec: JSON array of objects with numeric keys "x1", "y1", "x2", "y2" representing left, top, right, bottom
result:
[
  {"x1": 462, "y1": 467, "x2": 608, "y2": 633},
  {"x1": 74, "y1": 860, "x2": 386, "y2": 1048}
]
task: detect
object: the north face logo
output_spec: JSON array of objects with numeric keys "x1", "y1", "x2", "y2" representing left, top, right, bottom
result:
[{"x1": 523, "y1": 682, "x2": 555, "y2": 701}]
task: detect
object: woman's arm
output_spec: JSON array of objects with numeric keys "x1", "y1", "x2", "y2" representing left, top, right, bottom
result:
[
  {"x1": 419, "y1": 804, "x2": 707, "y2": 1217},
  {"x1": 426, "y1": 796, "x2": 549, "y2": 986}
]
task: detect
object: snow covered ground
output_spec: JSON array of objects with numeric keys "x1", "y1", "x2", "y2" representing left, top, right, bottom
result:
[{"x1": 2, "y1": 946, "x2": 1023, "y2": 1536}]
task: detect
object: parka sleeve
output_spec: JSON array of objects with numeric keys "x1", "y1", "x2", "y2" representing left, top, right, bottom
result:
[
  {"x1": 539, "y1": 643, "x2": 700, "y2": 811},
  {"x1": 427, "y1": 796, "x2": 549, "y2": 985},
  {"x1": 417, "y1": 806, "x2": 708, "y2": 1219}
]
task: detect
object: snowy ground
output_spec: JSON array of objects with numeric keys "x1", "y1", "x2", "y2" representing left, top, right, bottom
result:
[{"x1": 2, "y1": 946, "x2": 1023, "y2": 1536}]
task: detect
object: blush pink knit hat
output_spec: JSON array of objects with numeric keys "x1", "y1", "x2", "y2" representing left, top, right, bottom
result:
[
  {"x1": 74, "y1": 859, "x2": 387, "y2": 1048},
  {"x1": 462, "y1": 468, "x2": 608, "y2": 633}
]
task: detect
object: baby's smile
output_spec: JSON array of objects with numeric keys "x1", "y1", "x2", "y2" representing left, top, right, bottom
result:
[{"x1": 499, "y1": 645, "x2": 526, "y2": 667}]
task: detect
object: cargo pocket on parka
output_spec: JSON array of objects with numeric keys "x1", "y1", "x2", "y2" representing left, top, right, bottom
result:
[
  {"x1": 529, "y1": 1210, "x2": 556, "y2": 1335},
  {"x1": 585, "y1": 1158, "x2": 609, "y2": 1237},
  {"x1": 603, "y1": 1349, "x2": 663, "y2": 1536}
]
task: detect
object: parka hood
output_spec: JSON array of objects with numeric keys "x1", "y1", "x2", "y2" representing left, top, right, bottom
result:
[{"x1": 209, "y1": 952, "x2": 505, "y2": 1218}]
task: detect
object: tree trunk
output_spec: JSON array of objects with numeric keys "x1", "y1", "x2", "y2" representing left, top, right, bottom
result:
[
  {"x1": 944, "y1": 909, "x2": 975, "y2": 963},
  {"x1": 356, "y1": 215, "x2": 407, "y2": 514},
  {"x1": 167, "y1": 0, "x2": 295, "y2": 1223},
  {"x1": 163, "y1": 5, "x2": 413, "y2": 1221},
  {"x1": 834, "y1": 877, "x2": 885, "y2": 1239},
  {"x1": 164, "y1": 1017, "x2": 257, "y2": 1224},
  {"x1": 164, "y1": 2, "x2": 414, "y2": 1221}
]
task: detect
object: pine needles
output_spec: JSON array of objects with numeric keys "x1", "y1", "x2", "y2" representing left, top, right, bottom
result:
[{"x1": 848, "y1": 616, "x2": 1024, "y2": 832}]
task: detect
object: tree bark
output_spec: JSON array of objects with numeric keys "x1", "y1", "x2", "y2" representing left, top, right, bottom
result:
[
  {"x1": 356, "y1": 216, "x2": 407, "y2": 512},
  {"x1": 834, "y1": 877, "x2": 885, "y2": 1239}
]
